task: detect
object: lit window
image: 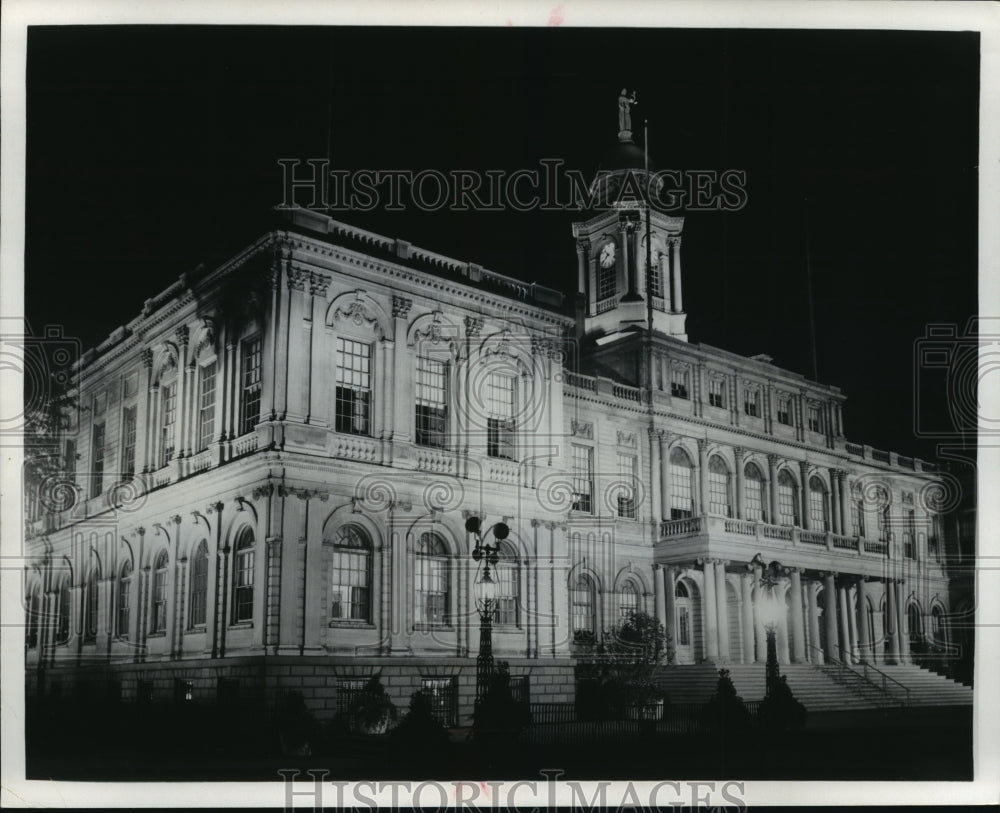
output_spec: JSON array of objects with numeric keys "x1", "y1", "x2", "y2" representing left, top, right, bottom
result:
[
  {"x1": 777, "y1": 396, "x2": 792, "y2": 426},
  {"x1": 571, "y1": 445, "x2": 594, "y2": 513},
  {"x1": 708, "y1": 377, "x2": 725, "y2": 408},
  {"x1": 669, "y1": 447, "x2": 694, "y2": 519},
  {"x1": 777, "y1": 470, "x2": 799, "y2": 527},
  {"x1": 117, "y1": 561, "x2": 132, "y2": 640},
  {"x1": 152, "y1": 551, "x2": 169, "y2": 633},
  {"x1": 708, "y1": 455, "x2": 732, "y2": 517},
  {"x1": 121, "y1": 406, "x2": 137, "y2": 480},
  {"x1": 160, "y1": 383, "x2": 176, "y2": 467},
  {"x1": 90, "y1": 422, "x2": 105, "y2": 498},
  {"x1": 671, "y1": 366, "x2": 689, "y2": 399},
  {"x1": 617, "y1": 454, "x2": 637, "y2": 518},
  {"x1": 335, "y1": 338, "x2": 371, "y2": 435},
  {"x1": 494, "y1": 541, "x2": 520, "y2": 627},
  {"x1": 415, "y1": 532, "x2": 449, "y2": 625},
  {"x1": 329, "y1": 526, "x2": 371, "y2": 623},
  {"x1": 240, "y1": 336, "x2": 262, "y2": 436},
  {"x1": 485, "y1": 372, "x2": 516, "y2": 460},
  {"x1": 415, "y1": 356, "x2": 448, "y2": 448},
  {"x1": 232, "y1": 528, "x2": 255, "y2": 623},
  {"x1": 572, "y1": 575, "x2": 596, "y2": 634},
  {"x1": 808, "y1": 476, "x2": 829, "y2": 531},
  {"x1": 619, "y1": 582, "x2": 639, "y2": 624},
  {"x1": 807, "y1": 405, "x2": 822, "y2": 433},
  {"x1": 188, "y1": 541, "x2": 209, "y2": 628},
  {"x1": 198, "y1": 362, "x2": 217, "y2": 452},
  {"x1": 85, "y1": 567, "x2": 100, "y2": 642},
  {"x1": 744, "y1": 463, "x2": 766, "y2": 522},
  {"x1": 743, "y1": 387, "x2": 760, "y2": 418}
]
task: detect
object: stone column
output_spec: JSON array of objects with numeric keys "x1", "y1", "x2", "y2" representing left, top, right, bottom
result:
[
  {"x1": 767, "y1": 454, "x2": 779, "y2": 524},
  {"x1": 837, "y1": 584, "x2": 851, "y2": 662},
  {"x1": 846, "y1": 586, "x2": 859, "y2": 664},
  {"x1": 740, "y1": 572, "x2": 755, "y2": 663},
  {"x1": 839, "y1": 472, "x2": 851, "y2": 535},
  {"x1": 753, "y1": 564, "x2": 767, "y2": 662},
  {"x1": 659, "y1": 251, "x2": 671, "y2": 311},
  {"x1": 174, "y1": 327, "x2": 189, "y2": 457},
  {"x1": 715, "y1": 560, "x2": 729, "y2": 661},
  {"x1": 697, "y1": 440, "x2": 709, "y2": 516},
  {"x1": 659, "y1": 433, "x2": 671, "y2": 522},
  {"x1": 830, "y1": 468, "x2": 841, "y2": 534},
  {"x1": 807, "y1": 581, "x2": 822, "y2": 664},
  {"x1": 799, "y1": 461, "x2": 811, "y2": 530},
  {"x1": 575, "y1": 241, "x2": 587, "y2": 295},
  {"x1": 653, "y1": 563, "x2": 666, "y2": 634},
  {"x1": 649, "y1": 429, "x2": 661, "y2": 526},
  {"x1": 734, "y1": 446, "x2": 746, "y2": 520},
  {"x1": 823, "y1": 572, "x2": 838, "y2": 663},
  {"x1": 139, "y1": 349, "x2": 154, "y2": 473},
  {"x1": 897, "y1": 578, "x2": 910, "y2": 664},
  {"x1": 664, "y1": 566, "x2": 677, "y2": 659},
  {"x1": 702, "y1": 559, "x2": 719, "y2": 659},
  {"x1": 789, "y1": 568, "x2": 806, "y2": 662},
  {"x1": 670, "y1": 237, "x2": 683, "y2": 312},
  {"x1": 886, "y1": 579, "x2": 900, "y2": 664}
]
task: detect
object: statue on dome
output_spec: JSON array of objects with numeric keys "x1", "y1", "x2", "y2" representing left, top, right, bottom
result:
[{"x1": 618, "y1": 88, "x2": 638, "y2": 133}]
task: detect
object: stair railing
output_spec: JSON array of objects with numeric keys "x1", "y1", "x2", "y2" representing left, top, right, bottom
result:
[{"x1": 805, "y1": 644, "x2": 909, "y2": 708}]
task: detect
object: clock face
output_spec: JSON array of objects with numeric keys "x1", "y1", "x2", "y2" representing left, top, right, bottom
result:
[{"x1": 599, "y1": 242, "x2": 616, "y2": 268}]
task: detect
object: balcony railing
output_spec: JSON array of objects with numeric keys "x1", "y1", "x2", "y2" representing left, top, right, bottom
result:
[
  {"x1": 799, "y1": 530, "x2": 827, "y2": 546},
  {"x1": 659, "y1": 516, "x2": 703, "y2": 536}
]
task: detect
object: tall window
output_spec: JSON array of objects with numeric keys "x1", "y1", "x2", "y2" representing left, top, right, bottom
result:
[
  {"x1": 85, "y1": 567, "x2": 100, "y2": 642},
  {"x1": 852, "y1": 496, "x2": 866, "y2": 537},
  {"x1": 708, "y1": 377, "x2": 725, "y2": 408},
  {"x1": 571, "y1": 445, "x2": 594, "y2": 513},
  {"x1": 188, "y1": 541, "x2": 209, "y2": 628},
  {"x1": 152, "y1": 551, "x2": 169, "y2": 633},
  {"x1": 334, "y1": 338, "x2": 371, "y2": 434},
  {"x1": 904, "y1": 508, "x2": 916, "y2": 559},
  {"x1": 329, "y1": 526, "x2": 372, "y2": 623},
  {"x1": 415, "y1": 532, "x2": 449, "y2": 625},
  {"x1": 671, "y1": 366, "x2": 689, "y2": 399},
  {"x1": 494, "y1": 540, "x2": 520, "y2": 626},
  {"x1": 877, "y1": 501, "x2": 890, "y2": 543},
  {"x1": 160, "y1": 382, "x2": 176, "y2": 467},
  {"x1": 117, "y1": 561, "x2": 132, "y2": 640},
  {"x1": 669, "y1": 447, "x2": 694, "y2": 519},
  {"x1": 57, "y1": 584, "x2": 71, "y2": 644},
  {"x1": 572, "y1": 575, "x2": 595, "y2": 635},
  {"x1": 678, "y1": 606, "x2": 691, "y2": 646},
  {"x1": 232, "y1": 528, "x2": 255, "y2": 623},
  {"x1": 619, "y1": 581, "x2": 639, "y2": 624},
  {"x1": 777, "y1": 470, "x2": 799, "y2": 526},
  {"x1": 744, "y1": 462, "x2": 766, "y2": 522},
  {"x1": 240, "y1": 336, "x2": 262, "y2": 435},
  {"x1": 198, "y1": 362, "x2": 217, "y2": 451},
  {"x1": 485, "y1": 372, "x2": 516, "y2": 459},
  {"x1": 777, "y1": 396, "x2": 792, "y2": 426},
  {"x1": 90, "y1": 422, "x2": 105, "y2": 498},
  {"x1": 808, "y1": 476, "x2": 830, "y2": 531},
  {"x1": 64, "y1": 439, "x2": 77, "y2": 482},
  {"x1": 708, "y1": 455, "x2": 732, "y2": 517},
  {"x1": 120, "y1": 406, "x2": 137, "y2": 479},
  {"x1": 930, "y1": 513, "x2": 943, "y2": 562},
  {"x1": 617, "y1": 454, "x2": 637, "y2": 518},
  {"x1": 743, "y1": 387, "x2": 760, "y2": 418},
  {"x1": 415, "y1": 356, "x2": 448, "y2": 448},
  {"x1": 807, "y1": 405, "x2": 822, "y2": 433},
  {"x1": 649, "y1": 256, "x2": 663, "y2": 298}
]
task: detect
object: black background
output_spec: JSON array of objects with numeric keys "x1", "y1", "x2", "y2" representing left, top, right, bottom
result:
[{"x1": 25, "y1": 26, "x2": 979, "y2": 462}]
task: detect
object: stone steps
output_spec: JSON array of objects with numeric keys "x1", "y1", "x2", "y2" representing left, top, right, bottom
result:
[{"x1": 875, "y1": 664, "x2": 973, "y2": 706}]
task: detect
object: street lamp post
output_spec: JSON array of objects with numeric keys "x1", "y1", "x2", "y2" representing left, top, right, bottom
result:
[
  {"x1": 753, "y1": 554, "x2": 786, "y2": 700},
  {"x1": 466, "y1": 516, "x2": 510, "y2": 703}
]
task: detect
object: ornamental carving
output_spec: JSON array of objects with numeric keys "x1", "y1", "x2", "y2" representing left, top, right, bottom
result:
[
  {"x1": 287, "y1": 267, "x2": 311, "y2": 291},
  {"x1": 571, "y1": 420, "x2": 593, "y2": 439},
  {"x1": 392, "y1": 296, "x2": 413, "y2": 318},
  {"x1": 175, "y1": 326, "x2": 189, "y2": 347},
  {"x1": 617, "y1": 430, "x2": 637, "y2": 448},
  {"x1": 464, "y1": 315, "x2": 483, "y2": 337}
]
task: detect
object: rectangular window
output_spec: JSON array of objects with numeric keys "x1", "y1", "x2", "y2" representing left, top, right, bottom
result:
[
  {"x1": 117, "y1": 578, "x2": 130, "y2": 640},
  {"x1": 90, "y1": 422, "x2": 105, "y2": 498},
  {"x1": 198, "y1": 362, "x2": 217, "y2": 451},
  {"x1": 904, "y1": 508, "x2": 916, "y2": 559},
  {"x1": 617, "y1": 454, "x2": 637, "y2": 519},
  {"x1": 486, "y1": 372, "x2": 516, "y2": 459},
  {"x1": 120, "y1": 406, "x2": 137, "y2": 479},
  {"x1": 649, "y1": 259, "x2": 663, "y2": 299},
  {"x1": 336, "y1": 678, "x2": 368, "y2": 716},
  {"x1": 807, "y1": 405, "x2": 822, "y2": 433},
  {"x1": 670, "y1": 366, "x2": 689, "y2": 399},
  {"x1": 571, "y1": 445, "x2": 594, "y2": 513},
  {"x1": 597, "y1": 261, "x2": 616, "y2": 301},
  {"x1": 777, "y1": 397, "x2": 792, "y2": 426},
  {"x1": 233, "y1": 548, "x2": 255, "y2": 623},
  {"x1": 852, "y1": 498, "x2": 866, "y2": 537},
  {"x1": 160, "y1": 382, "x2": 176, "y2": 467},
  {"x1": 669, "y1": 457, "x2": 693, "y2": 520},
  {"x1": 415, "y1": 556, "x2": 449, "y2": 625},
  {"x1": 64, "y1": 439, "x2": 77, "y2": 481},
  {"x1": 421, "y1": 678, "x2": 457, "y2": 727},
  {"x1": 708, "y1": 377, "x2": 725, "y2": 408},
  {"x1": 240, "y1": 336, "x2": 262, "y2": 436},
  {"x1": 153, "y1": 569, "x2": 167, "y2": 633},
  {"x1": 335, "y1": 338, "x2": 371, "y2": 435},
  {"x1": 877, "y1": 506, "x2": 890, "y2": 543},
  {"x1": 495, "y1": 561, "x2": 519, "y2": 627},
  {"x1": 188, "y1": 554, "x2": 208, "y2": 628},
  {"x1": 743, "y1": 388, "x2": 760, "y2": 418},
  {"x1": 678, "y1": 606, "x2": 690, "y2": 646},
  {"x1": 415, "y1": 356, "x2": 449, "y2": 448}
]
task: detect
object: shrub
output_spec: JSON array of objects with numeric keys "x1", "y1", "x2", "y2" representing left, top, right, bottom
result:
[{"x1": 702, "y1": 669, "x2": 752, "y2": 736}]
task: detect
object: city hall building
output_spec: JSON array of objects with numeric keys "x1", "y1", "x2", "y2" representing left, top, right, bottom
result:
[{"x1": 22, "y1": 121, "x2": 969, "y2": 726}]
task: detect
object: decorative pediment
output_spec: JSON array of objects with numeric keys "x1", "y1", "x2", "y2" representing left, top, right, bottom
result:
[
  {"x1": 326, "y1": 290, "x2": 389, "y2": 339},
  {"x1": 407, "y1": 310, "x2": 459, "y2": 356},
  {"x1": 571, "y1": 420, "x2": 593, "y2": 439},
  {"x1": 617, "y1": 429, "x2": 637, "y2": 448}
]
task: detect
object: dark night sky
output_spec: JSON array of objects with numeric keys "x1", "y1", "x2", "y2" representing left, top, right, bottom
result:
[{"x1": 25, "y1": 26, "x2": 979, "y2": 463}]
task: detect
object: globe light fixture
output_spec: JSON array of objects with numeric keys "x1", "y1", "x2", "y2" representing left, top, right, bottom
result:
[{"x1": 467, "y1": 515, "x2": 510, "y2": 702}]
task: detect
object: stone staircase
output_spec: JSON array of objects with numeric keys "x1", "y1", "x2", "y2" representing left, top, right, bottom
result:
[{"x1": 653, "y1": 662, "x2": 972, "y2": 713}]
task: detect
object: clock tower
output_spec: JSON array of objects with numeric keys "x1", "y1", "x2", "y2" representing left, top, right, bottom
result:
[{"x1": 572, "y1": 90, "x2": 687, "y2": 344}]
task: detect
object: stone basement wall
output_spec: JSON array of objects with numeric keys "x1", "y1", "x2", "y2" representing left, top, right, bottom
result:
[{"x1": 26, "y1": 657, "x2": 577, "y2": 726}]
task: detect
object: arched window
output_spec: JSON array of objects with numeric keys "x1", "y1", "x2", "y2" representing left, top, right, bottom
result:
[
  {"x1": 188, "y1": 541, "x2": 209, "y2": 628},
  {"x1": 877, "y1": 495, "x2": 891, "y2": 543},
  {"x1": 117, "y1": 561, "x2": 132, "y2": 640},
  {"x1": 907, "y1": 603, "x2": 922, "y2": 648},
  {"x1": 808, "y1": 476, "x2": 830, "y2": 531},
  {"x1": 674, "y1": 580, "x2": 691, "y2": 647},
  {"x1": 572, "y1": 574, "x2": 596, "y2": 635},
  {"x1": 152, "y1": 551, "x2": 169, "y2": 633},
  {"x1": 674, "y1": 581, "x2": 689, "y2": 599},
  {"x1": 776, "y1": 470, "x2": 799, "y2": 526},
  {"x1": 930, "y1": 605, "x2": 946, "y2": 645},
  {"x1": 85, "y1": 566, "x2": 101, "y2": 642},
  {"x1": 57, "y1": 583, "x2": 71, "y2": 644},
  {"x1": 744, "y1": 462, "x2": 767, "y2": 522},
  {"x1": 669, "y1": 447, "x2": 694, "y2": 519},
  {"x1": 231, "y1": 528, "x2": 255, "y2": 624},
  {"x1": 494, "y1": 540, "x2": 520, "y2": 627},
  {"x1": 619, "y1": 581, "x2": 639, "y2": 623},
  {"x1": 415, "y1": 532, "x2": 449, "y2": 625},
  {"x1": 329, "y1": 525, "x2": 372, "y2": 623},
  {"x1": 708, "y1": 455, "x2": 732, "y2": 517}
]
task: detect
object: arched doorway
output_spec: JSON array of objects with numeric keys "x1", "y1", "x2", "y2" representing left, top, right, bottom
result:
[{"x1": 674, "y1": 578, "x2": 702, "y2": 663}]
